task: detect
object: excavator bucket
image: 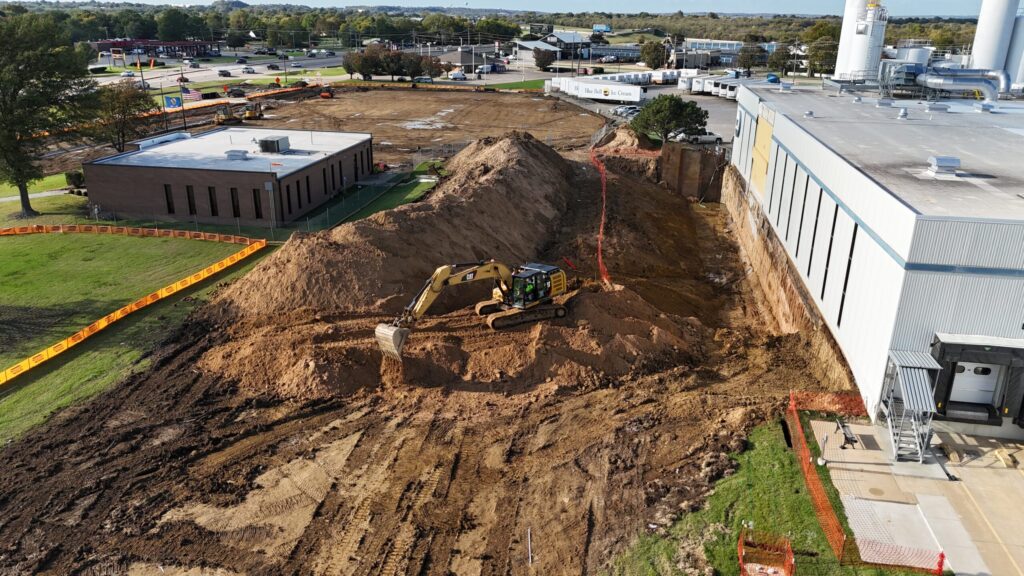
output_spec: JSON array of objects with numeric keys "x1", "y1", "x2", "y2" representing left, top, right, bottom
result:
[{"x1": 375, "y1": 323, "x2": 410, "y2": 360}]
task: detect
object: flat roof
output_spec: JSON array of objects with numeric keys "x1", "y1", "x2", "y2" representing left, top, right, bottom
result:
[
  {"x1": 91, "y1": 128, "x2": 371, "y2": 177},
  {"x1": 747, "y1": 85, "x2": 1024, "y2": 220}
]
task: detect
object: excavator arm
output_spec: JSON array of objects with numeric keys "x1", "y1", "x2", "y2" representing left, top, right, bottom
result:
[{"x1": 375, "y1": 260, "x2": 513, "y2": 359}]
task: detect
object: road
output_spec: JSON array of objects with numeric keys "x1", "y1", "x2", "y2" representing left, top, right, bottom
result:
[{"x1": 94, "y1": 52, "x2": 348, "y2": 88}]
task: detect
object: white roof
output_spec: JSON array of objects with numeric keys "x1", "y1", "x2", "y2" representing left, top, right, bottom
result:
[
  {"x1": 935, "y1": 333, "x2": 1024, "y2": 349},
  {"x1": 547, "y1": 31, "x2": 590, "y2": 44},
  {"x1": 748, "y1": 85, "x2": 1024, "y2": 220},
  {"x1": 515, "y1": 40, "x2": 558, "y2": 52},
  {"x1": 92, "y1": 128, "x2": 371, "y2": 177}
]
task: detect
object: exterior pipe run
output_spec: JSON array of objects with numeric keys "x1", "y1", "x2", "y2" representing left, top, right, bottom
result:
[
  {"x1": 915, "y1": 73, "x2": 999, "y2": 102},
  {"x1": 927, "y1": 67, "x2": 1011, "y2": 94}
]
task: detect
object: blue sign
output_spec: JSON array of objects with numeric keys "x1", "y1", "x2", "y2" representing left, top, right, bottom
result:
[{"x1": 164, "y1": 96, "x2": 182, "y2": 108}]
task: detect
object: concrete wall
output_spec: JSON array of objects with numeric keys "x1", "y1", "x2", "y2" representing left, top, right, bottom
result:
[
  {"x1": 84, "y1": 140, "x2": 372, "y2": 226},
  {"x1": 661, "y1": 142, "x2": 726, "y2": 201}
]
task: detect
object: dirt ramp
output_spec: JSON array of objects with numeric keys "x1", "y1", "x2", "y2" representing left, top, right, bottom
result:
[{"x1": 218, "y1": 131, "x2": 576, "y2": 322}]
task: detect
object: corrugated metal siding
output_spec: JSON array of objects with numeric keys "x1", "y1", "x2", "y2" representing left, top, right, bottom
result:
[
  {"x1": 909, "y1": 219, "x2": 1024, "y2": 270},
  {"x1": 891, "y1": 272, "x2": 1024, "y2": 350},
  {"x1": 795, "y1": 183, "x2": 821, "y2": 274}
]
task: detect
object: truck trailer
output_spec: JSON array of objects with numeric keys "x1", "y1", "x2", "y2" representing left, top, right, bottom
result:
[{"x1": 550, "y1": 77, "x2": 646, "y2": 103}]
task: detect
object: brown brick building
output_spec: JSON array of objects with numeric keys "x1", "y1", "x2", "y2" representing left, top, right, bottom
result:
[{"x1": 84, "y1": 128, "x2": 373, "y2": 226}]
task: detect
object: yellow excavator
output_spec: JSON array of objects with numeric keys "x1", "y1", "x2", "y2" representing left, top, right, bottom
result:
[{"x1": 375, "y1": 260, "x2": 573, "y2": 359}]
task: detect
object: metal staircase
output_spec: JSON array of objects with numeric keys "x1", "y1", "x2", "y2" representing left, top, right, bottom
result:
[
  {"x1": 884, "y1": 394, "x2": 927, "y2": 463},
  {"x1": 882, "y1": 351, "x2": 940, "y2": 464}
]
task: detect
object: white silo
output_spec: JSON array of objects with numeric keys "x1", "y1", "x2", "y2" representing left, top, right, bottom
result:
[
  {"x1": 835, "y1": 0, "x2": 869, "y2": 78},
  {"x1": 846, "y1": 2, "x2": 889, "y2": 79},
  {"x1": 970, "y1": 0, "x2": 1020, "y2": 70},
  {"x1": 1006, "y1": 15, "x2": 1024, "y2": 87}
]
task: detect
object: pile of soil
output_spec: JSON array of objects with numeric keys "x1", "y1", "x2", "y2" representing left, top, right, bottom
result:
[
  {"x1": 202, "y1": 132, "x2": 707, "y2": 400},
  {"x1": 594, "y1": 125, "x2": 657, "y2": 151},
  {"x1": 594, "y1": 125, "x2": 661, "y2": 181}
]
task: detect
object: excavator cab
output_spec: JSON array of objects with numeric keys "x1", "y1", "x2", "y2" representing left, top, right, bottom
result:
[{"x1": 509, "y1": 264, "x2": 559, "y2": 308}]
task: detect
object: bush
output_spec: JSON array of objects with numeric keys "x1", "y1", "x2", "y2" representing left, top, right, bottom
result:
[
  {"x1": 593, "y1": 66, "x2": 605, "y2": 74},
  {"x1": 65, "y1": 171, "x2": 84, "y2": 188}
]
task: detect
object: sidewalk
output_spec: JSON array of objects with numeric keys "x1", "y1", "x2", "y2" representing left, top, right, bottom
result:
[{"x1": 0, "y1": 190, "x2": 68, "y2": 204}]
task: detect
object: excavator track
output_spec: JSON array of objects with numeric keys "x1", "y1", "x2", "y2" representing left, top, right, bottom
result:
[
  {"x1": 485, "y1": 304, "x2": 567, "y2": 330},
  {"x1": 474, "y1": 299, "x2": 504, "y2": 316}
]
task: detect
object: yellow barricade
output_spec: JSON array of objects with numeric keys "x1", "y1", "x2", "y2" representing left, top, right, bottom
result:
[{"x1": 0, "y1": 230, "x2": 267, "y2": 388}]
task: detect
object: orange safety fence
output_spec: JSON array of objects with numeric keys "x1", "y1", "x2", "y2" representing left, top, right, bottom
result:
[
  {"x1": 786, "y1": 391, "x2": 946, "y2": 575},
  {"x1": 0, "y1": 227, "x2": 267, "y2": 388},
  {"x1": 588, "y1": 148, "x2": 613, "y2": 286},
  {"x1": 737, "y1": 528, "x2": 795, "y2": 576}
]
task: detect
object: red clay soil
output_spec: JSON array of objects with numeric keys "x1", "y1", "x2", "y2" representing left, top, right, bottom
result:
[{"x1": 0, "y1": 134, "x2": 850, "y2": 575}]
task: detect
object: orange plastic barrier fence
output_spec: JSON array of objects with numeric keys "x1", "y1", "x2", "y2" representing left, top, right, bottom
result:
[
  {"x1": 0, "y1": 227, "x2": 266, "y2": 388},
  {"x1": 786, "y1": 391, "x2": 946, "y2": 574},
  {"x1": 737, "y1": 528, "x2": 794, "y2": 576},
  {"x1": 246, "y1": 86, "x2": 308, "y2": 100},
  {"x1": 588, "y1": 148, "x2": 612, "y2": 286}
]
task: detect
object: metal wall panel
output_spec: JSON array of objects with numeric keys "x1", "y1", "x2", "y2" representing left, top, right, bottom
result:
[
  {"x1": 794, "y1": 183, "x2": 821, "y2": 274},
  {"x1": 823, "y1": 210, "x2": 856, "y2": 320},
  {"x1": 776, "y1": 156, "x2": 798, "y2": 233},
  {"x1": 892, "y1": 273, "x2": 1024, "y2": 351},
  {"x1": 784, "y1": 167, "x2": 809, "y2": 250},
  {"x1": 910, "y1": 219, "x2": 1024, "y2": 270},
  {"x1": 807, "y1": 193, "x2": 838, "y2": 304}
]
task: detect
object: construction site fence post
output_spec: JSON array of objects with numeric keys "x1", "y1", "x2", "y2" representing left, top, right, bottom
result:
[{"x1": 0, "y1": 226, "x2": 267, "y2": 388}]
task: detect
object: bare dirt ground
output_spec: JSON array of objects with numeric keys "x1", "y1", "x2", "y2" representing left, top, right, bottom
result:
[
  {"x1": 41, "y1": 89, "x2": 603, "y2": 178},
  {"x1": 1, "y1": 120, "x2": 849, "y2": 575}
]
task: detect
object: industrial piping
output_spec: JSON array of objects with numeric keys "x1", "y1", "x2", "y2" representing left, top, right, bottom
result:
[
  {"x1": 926, "y1": 67, "x2": 1012, "y2": 93},
  {"x1": 915, "y1": 72, "x2": 999, "y2": 102}
]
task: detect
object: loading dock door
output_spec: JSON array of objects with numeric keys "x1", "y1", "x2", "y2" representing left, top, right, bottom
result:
[{"x1": 950, "y1": 362, "x2": 1001, "y2": 405}]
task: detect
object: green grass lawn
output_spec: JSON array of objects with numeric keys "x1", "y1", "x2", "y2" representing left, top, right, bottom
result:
[
  {"x1": 0, "y1": 234, "x2": 242, "y2": 371},
  {"x1": 302, "y1": 65, "x2": 347, "y2": 76},
  {"x1": 0, "y1": 244, "x2": 271, "y2": 442},
  {"x1": 343, "y1": 177, "x2": 436, "y2": 222},
  {"x1": 608, "y1": 423, "x2": 923, "y2": 576},
  {"x1": 0, "y1": 174, "x2": 68, "y2": 199},
  {"x1": 488, "y1": 79, "x2": 545, "y2": 90}
]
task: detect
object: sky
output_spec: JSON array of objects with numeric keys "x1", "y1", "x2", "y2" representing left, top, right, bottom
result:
[{"x1": 217, "y1": 0, "x2": 986, "y2": 18}]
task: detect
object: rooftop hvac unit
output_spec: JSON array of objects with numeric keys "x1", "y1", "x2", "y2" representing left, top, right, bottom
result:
[
  {"x1": 927, "y1": 155, "x2": 961, "y2": 175},
  {"x1": 258, "y1": 135, "x2": 291, "y2": 153}
]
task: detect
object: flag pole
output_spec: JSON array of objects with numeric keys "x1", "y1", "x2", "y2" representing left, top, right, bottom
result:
[{"x1": 178, "y1": 67, "x2": 188, "y2": 131}]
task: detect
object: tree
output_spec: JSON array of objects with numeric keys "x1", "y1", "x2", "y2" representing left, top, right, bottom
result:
[
  {"x1": 157, "y1": 8, "x2": 190, "y2": 41},
  {"x1": 533, "y1": 48, "x2": 555, "y2": 70},
  {"x1": 630, "y1": 95, "x2": 707, "y2": 144},
  {"x1": 767, "y1": 44, "x2": 792, "y2": 73},
  {"x1": 402, "y1": 52, "x2": 424, "y2": 78},
  {"x1": 640, "y1": 41, "x2": 666, "y2": 69},
  {"x1": 93, "y1": 80, "x2": 156, "y2": 153},
  {"x1": 0, "y1": 13, "x2": 97, "y2": 217},
  {"x1": 421, "y1": 56, "x2": 443, "y2": 78},
  {"x1": 380, "y1": 49, "x2": 405, "y2": 80},
  {"x1": 801, "y1": 20, "x2": 840, "y2": 44},
  {"x1": 226, "y1": 31, "x2": 248, "y2": 49},
  {"x1": 737, "y1": 45, "x2": 767, "y2": 69},
  {"x1": 807, "y1": 36, "x2": 838, "y2": 76},
  {"x1": 342, "y1": 50, "x2": 363, "y2": 79}
]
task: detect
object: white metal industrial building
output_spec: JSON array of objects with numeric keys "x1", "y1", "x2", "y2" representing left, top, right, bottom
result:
[{"x1": 730, "y1": 84, "x2": 1024, "y2": 459}]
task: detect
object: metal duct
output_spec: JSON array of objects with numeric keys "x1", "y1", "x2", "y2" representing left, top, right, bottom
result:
[
  {"x1": 915, "y1": 73, "x2": 999, "y2": 102},
  {"x1": 927, "y1": 67, "x2": 1012, "y2": 93}
]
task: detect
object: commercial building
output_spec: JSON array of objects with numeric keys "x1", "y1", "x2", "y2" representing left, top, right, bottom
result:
[
  {"x1": 729, "y1": 83, "x2": 1024, "y2": 459},
  {"x1": 84, "y1": 128, "x2": 373, "y2": 226},
  {"x1": 541, "y1": 31, "x2": 592, "y2": 59}
]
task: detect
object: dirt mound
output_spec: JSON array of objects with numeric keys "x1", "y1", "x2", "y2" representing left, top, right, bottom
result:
[
  {"x1": 200, "y1": 284, "x2": 705, "y2": 401},
  {"x1": 594, "y1": 125, "x2": 657, "y2": 151},
  {"x1": 217, "y1": 131, "x2": 575, "y2": 321}
]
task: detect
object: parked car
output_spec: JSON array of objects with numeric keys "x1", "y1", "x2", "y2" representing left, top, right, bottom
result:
[
  {"x1": 133, "y1": 80, "x2": 151, "y2": 90},
  {"x1": 218, "y1": 69, "x2": 232, "y2": 77},
  {"x1": 324, "y1": 50, "x2": 336, "y2": 56},
  {"x1": 188, "y1": 62, "x2": 200, "y2": 69},
  {"x1": 266, "y1": 63, "x2": 281, "y2": 70},
  {"x1": 253, "y1": 49, "x2": 268, "y2": 55},
  {"x1": 290, "y1": 62, "x2": 303, "y2": 68},
  {"x1": 177, "y1": 76, "x2": 189, "y2": 83},
  {"x1": 413, "y1": 76, "x2": 433, "y2": 83},
  {"x1": 227, "y1": 88, "x2": 246, "y2": 97},
  {"x1": 235, "y1": 58, "x2": 248, "y2": 64},
  {"x1": 241, "y1": 66, "x2": 256, "y2": 74},
  {"x1": 599, "y1": 55, "x2": 618, "y2": 63},
  {"x1": 449, "y1": 70, "x2": 467, "y2": 80},
  {"x1": 677, "y1": 129, "x2": 723, "y2": 145},
  {"x1": 119, "y1": 70, "x2": 135, "y2": 77},
  {"x1": 614, "y1": 105, "x2": 639, "y2": 116}
]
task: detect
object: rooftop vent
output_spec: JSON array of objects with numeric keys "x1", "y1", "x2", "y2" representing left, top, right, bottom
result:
[
  {"x1": 779, "y1": 83, "x2": 793, "y2": 93},
  {"x1": 925, "y1": 102, "x2": 950, "y2": 113},
  {"x1": 804, "y1": 110, "x2": 815, "y2": 118},
  {"x1": 897, "y1": 107, "x2": 909, "y2": 120},
  {"x1": 225, "y1": 149, "x2": 248, "y2": 161},
  {"x1": 852, "y1": 96, "x2": 863, "y2": 103},
  {"x1": 258, "y1": 135, "x2": 291, "y2": 153},
  {"x1": 876, "y1": 98, "x2": 894, "y2": 107},
  {"x1": 973, "y1": 102, "x2": 995, "y2": 113},
  {"x1": 927, "y1": 156, "x2": 961, "y2": 176}
]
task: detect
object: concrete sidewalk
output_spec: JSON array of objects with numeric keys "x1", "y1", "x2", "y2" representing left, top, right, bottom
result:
[{"x1": 0, "y1": 190, "x2": 68, "y2": 203}]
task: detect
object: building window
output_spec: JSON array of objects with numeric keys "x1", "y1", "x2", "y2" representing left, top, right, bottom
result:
[
  {"x1": 296, "y1": 179, "x2": 302, "y2": 209},
  {"x1": 164, "y1": 184, "x2": 175, "y2": 214},
  {"x1": 252, "y1": 188, "x2": 262, "y2": 219},
  {"x1": 975, "y1": 367, "x2": 993, "y2": 376},
  {"x1": 286, "y1": 184, "x2": 292, "y2": 214},
  {"x1": 339, "y1": 161, "x2": 344, "y2": 187},
  {"x1": 186, "y1": 185, "x2": 197, "y2": 216},
  {"x1": 955, "y1": 365, "x2": 966, "y2": 374},
  {"x1": 837, "y1": 224, "x2": 858, "y2": 328},
  {"x1": 208, "y1": 186, "x2": 218, "y2": 217},
  {"x1": 353, "y1": 154, "x2": 359, "y2": 181},
  {"x1": 331, "y1": 164, "x2": 337, "y2": 190},
  {"x1": 322, "y1": 168, "x2": 328, "y2": 195},
  {"x1": 306, "y1": 175, "x2": 311, "y2": 204},
  {"x1": 820, "y1": 205, "x2": 840, "y2": 300}
]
